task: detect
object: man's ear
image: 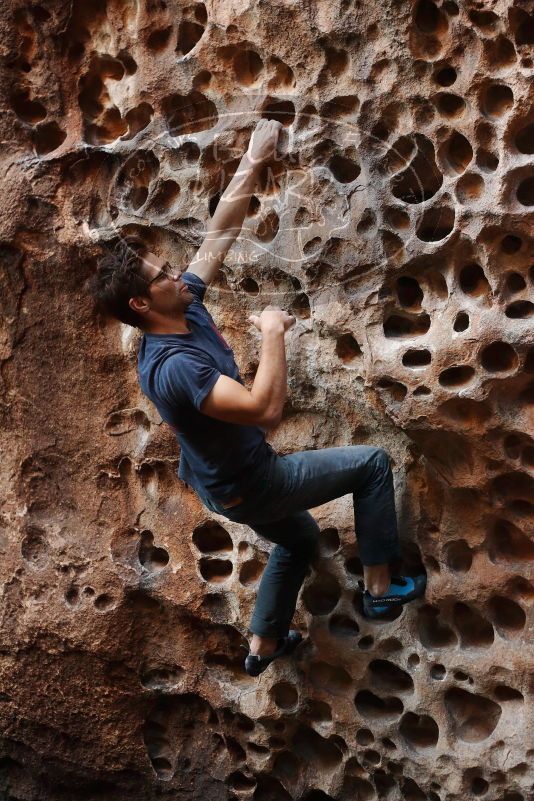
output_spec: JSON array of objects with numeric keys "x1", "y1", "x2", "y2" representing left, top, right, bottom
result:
[{"x1": 129, "y1": 295, "x2": 150, "y2": 315}]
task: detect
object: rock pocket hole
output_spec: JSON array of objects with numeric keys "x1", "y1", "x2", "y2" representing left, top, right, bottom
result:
[
  {"x1": 456, "y1": 172, "x2": 485, "y2": 203},
  {"x1": 487, "y1": 519, "x2": 534, "y2": 563},
  {"x1": 453, "y1": 602, "x2": 494, "y2": 648},
  {"x1": 383, "y1": 312, "x2": 431, "y2": 338},
  {"x1": 517, "y1": 176, "x2": 534, "y2": 206},
  {"x1": 328, "y1": 615, "x2": 360, "y2": 637},
  {"x1": 480, "y1": 341, "x2": 519, "y2": 372},
  {"x1": 444, "y1": 539, "x2": 473, "y2": 572},
  {"x1": 482, "y1": 84, "x2": 514, "y2": 117},
  {"x1": 416, "y1": 205, "x2": 455, "y2": 241},
  {"x1": 402, "y1": 349, "x2": 431, "y2": 368},
  {"x1": 506, "y1": 300, "x2": 534, "y2": 318},
  {"x1": 439, "y1": 131, "x2": 473, "y2": 175},
  {"x1": 433, "y1": 65, "x2": 457, "y2": 86},
  {"x1": 399, "y1": 712, "x2": 439, "y2": 749},
  {"x1": 368, "y1": 660, "x2": 414, "y2": 693},
  {"x1": 271, "y1": 681, "x2": 299, "y2": 710},
  {"x1": 193, "y1": 521, "x2": 233, "y2": 553},
  {"x1": 302, "y1": 572, "x2": 341, "y2": 615},
  {"x1": 396, "y1": 276, "x2": 424, "y2": 308},
  {"x1": 453, "y1": 311, "x2": 469, "y2": 331},
  {"x1": 459, "y1": 263, "x2": 490, "y2": 296},
  {"x1": 336, "y1": 334, "x2": 362, "y2": 364},
  {"x1": 328, "y1": 153, "x2": 361, "y2": 183},
  {"x1": 199, "y1": 558, "x2": 233, "y2": 583},
  {"x1": 435, "y1": 93, "x2": 465, "y2": 118},
  {"x1": 515, "y1": 123, "x2": 534, "y2": 155},
  {"x1": 444, "y1": 688, "x2": 502, "y2": 742},
  {"x1": 355, "y1": 690, "x2": 403, "y2": 721},
  {"x1": 438, "y1": 364, "x2": 475, "y2": 387},
  {"x1": 488, "y1": 596, "x2": 526, "y2": 635}
]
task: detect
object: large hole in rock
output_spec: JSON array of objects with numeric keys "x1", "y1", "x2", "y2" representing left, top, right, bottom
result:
[
  {"x1": 439, "y1": 131, "x2": 473, "y2": 175},
  {"x1": 293, "y1": 726, "x2": 343, "y2": 771},
  {"x1": 444, "y1": 688, "x2": 502, "y2": 742},
  {"x1": 302, "y1": 572, "x2": 341, "y2": 615},
  {"x1": 233, "y1": 49, "x2": 263, "y2": 85},
  {"x1": 459, "y1": 263, "x2": 491, "y2": 296},
  {"x1": 517, "y1": 176, "x2": 534, "y2": 206},
  {"x1": 139, "y1": 531, "x2": 169, "y2": 572},
  {"x1": 328, "y1": 153, "x2": 361, "y2": 183},
  {"x1": 368, "y1": 660, "x2": 414, "y2": 693},
  {"x1": 328, "y1": 615, "x2": 360, "y2": 637},
  {"x1": 402, "y1": 349, "x2": 431, "y2": 368},
  {"x1": 199, "y1": 558, "x2": 233, "y2": 583},
  {"x1": 482, "y1": 84, "x2": 514, "y2": 118},
  {"x1": 390, "y1": 134, "x2": 442, "y2": 204},
  {"x1": 336, "y1": 334, "x2": 362, "y2": 364},
  {"x1": 193, "y1": 521, "x2": 233, "y2": 552},
  {"x1": 479, "y1": 341, "x2": 519, "y2": 372},
  {"x1": 417, "y1": 605, "x2": 457, "y2": 648},
  {"x1": 399, "y1": 712, "x2": 439, "y2": 749},
  {"x1": 383, "y1": 312, "x2": 431, "y2": 338},
  {"x1": 416, "y1": 205, "x2": 455, "y2": 241},
  {"x1": 396, "y1": 276, "x2": 424, "y2": 307},
  {"x1": 438, "y1": 397, "x2": 492, "y2": 427},
  {"x1": 355, "y1": 690, "x2": 404, "y2": 721},
  {"x1": 162, "y1": 90, "x2": 218, "y2": 135},
  {"x1": 487, "y1": 518, "x2": 534, "y2": 563},
  {"x1": 438, "y1": 364, "x2": 475, "y2": 387},
  {"x1": 262, "y1": 98, "x2": 295, "y2": 126},
  {"x1": 515, "y1": 123, "x2": 534, "y2": 154},
  {"x1": 434, "y1": 92, "x2": 466, "y2": 118},
  {"x1": 506, "y1": 300, "x2": 534, "y2": 319},
  {"x1": 444, "y1": 539, "x2": 473, "y2": 572},
  {"x1": 488, "y1": 596, "x2": 526, "y2": 635},
  {"x1": 271, "y1": 681, "x2": 299, "y2": 710},
  {"x1": 453, "y1": 603, "x2": 494, "y2": 648}
]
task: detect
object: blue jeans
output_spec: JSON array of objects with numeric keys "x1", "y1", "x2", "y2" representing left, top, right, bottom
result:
[{"x1": 200, "y1": 445, "x2": 401, "y2": 638}]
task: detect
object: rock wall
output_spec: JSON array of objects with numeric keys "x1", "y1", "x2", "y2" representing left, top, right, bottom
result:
[{"x1": 0, "y1": 0, "x2": 533, "y2": 799}]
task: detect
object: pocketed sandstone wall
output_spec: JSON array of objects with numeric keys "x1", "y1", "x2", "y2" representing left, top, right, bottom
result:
[{"x1": 0, "y1": 0, "x2": 532, "y2": 799}]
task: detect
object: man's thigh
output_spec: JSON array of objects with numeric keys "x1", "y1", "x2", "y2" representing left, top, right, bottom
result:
[{"x1": 232, "y1": 444, "x2": 385, "y2": 525}]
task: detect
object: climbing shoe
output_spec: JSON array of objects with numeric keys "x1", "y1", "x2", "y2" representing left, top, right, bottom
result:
[
  {"x1": 362, "y1": 575, "x2": 427, "y2": 620},
  {"x1": 244, "y1": 630, "x2": 303, "y2": 677}
]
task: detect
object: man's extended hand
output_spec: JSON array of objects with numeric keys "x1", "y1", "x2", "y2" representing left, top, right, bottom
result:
[
  {"x1": 247, "y1": 119, "x2": 283, "y2": 166},
  {"x1": 248, "y1": 307, "x2": 296, "y2": 334}
]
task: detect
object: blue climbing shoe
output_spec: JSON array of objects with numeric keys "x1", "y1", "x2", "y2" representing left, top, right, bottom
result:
[
  {"x1": 244, "y1": 631, "x2": 303, "y2": 677},
  {"x1": 362, "y1": 575, "x2": 427, "y2": 619}
]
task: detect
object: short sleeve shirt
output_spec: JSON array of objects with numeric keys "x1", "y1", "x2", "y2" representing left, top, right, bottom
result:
[{"x1": 136, "y1": 271, "x2": 270, "y2": 502}]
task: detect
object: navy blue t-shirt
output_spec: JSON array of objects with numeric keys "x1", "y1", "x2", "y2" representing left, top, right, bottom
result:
[{"x1": 137, "y1": 271, "x2": 270, "y2": 502}]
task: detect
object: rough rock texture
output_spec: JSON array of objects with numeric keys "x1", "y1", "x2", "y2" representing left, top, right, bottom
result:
[{"x1": 1, "y1": 0, "x2": 533, "y2": 799}]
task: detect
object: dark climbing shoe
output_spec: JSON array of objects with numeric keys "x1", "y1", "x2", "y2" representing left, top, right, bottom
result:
[
  {"x1": 244, "y1": 631, "x2": 303, "y2": 677},
  {"x1": 362, "y1": 575, "x2": 427, "y2": 619}
]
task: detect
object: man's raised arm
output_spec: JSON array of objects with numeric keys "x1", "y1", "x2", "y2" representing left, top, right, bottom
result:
[{"x1": 186, "y1": 119, "x2": 282, "y2": 285}]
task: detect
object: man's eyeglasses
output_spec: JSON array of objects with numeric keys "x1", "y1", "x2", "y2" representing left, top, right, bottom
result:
[{"x1": 140, "y1": 261, "x2": 182, "y2": 288}]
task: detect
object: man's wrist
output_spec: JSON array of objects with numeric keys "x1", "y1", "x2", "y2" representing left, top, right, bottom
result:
[{"x1": 241, "y1": 150, "x2": 264, "y2": 175}]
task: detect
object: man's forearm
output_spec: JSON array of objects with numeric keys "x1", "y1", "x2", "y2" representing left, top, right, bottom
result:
[
  {"x1": 207, "y1": 152, "x2": 260, "y2": 237},
  {"x1": 250, "y1": 326, "x2": 287, "y2": 427}
]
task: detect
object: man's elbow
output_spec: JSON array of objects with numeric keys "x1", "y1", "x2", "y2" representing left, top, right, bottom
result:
[{"x1": 256, "y1": 408, "x2": 282, "y2": 429}]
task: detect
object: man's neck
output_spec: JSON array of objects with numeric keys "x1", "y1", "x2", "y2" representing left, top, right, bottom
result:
[{"x1": 143, "y1": 313, "x2": 191, "y2": 335}]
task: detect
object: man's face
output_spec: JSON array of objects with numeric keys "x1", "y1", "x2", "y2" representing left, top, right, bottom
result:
[{"x1": 130, "y1": 250, "x2": 194, "y2": 322}]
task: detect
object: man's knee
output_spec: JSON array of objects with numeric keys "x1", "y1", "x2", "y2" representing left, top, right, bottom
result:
[
  {"x1": 372, "y1": 447, "x2": 391, "y2": 473},
  {"x1": 296, "y1": 517, "x2": 320, "y2": 561}
]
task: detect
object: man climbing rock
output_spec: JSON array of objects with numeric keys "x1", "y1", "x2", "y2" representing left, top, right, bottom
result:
[{"x1": 88, "y1": 119, "x2": 426, "y2": 677}]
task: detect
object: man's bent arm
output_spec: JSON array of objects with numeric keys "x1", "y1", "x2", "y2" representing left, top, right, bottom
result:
[
  {"x1": 200, "y1": 323, "x2": 288, "y2": 428},
  {"x1": 187, "y1": 119, "x2": 282, "y2": 285}
]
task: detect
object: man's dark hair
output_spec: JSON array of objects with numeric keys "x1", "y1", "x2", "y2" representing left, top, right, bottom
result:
[{"x1": 87, "y1": 237, "x2": 150, "y2": 329}]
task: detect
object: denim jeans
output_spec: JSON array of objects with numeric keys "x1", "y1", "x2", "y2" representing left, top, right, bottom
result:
[{"x1": 199, "y1": 445, "x2": 402, "y2": 638}]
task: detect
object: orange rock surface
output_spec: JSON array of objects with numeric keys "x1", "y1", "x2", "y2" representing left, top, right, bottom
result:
[{"x1": 0, "y1": 0, "x2": 532, "y2": 799}]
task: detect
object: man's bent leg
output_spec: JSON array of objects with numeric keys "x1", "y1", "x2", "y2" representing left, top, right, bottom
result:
[{"x1": 247, "y1": 510, "x2": 320, "y2": 652}]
